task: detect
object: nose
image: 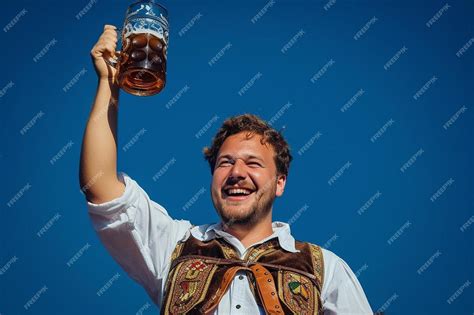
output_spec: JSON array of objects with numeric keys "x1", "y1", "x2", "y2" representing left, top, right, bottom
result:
[{"x1": 227, "y1": 159, "x2": 247, "y2": 182}]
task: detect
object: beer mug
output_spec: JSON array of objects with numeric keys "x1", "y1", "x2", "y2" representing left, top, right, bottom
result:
[{"x1": 107, "y1": 1, "x2": 169, "y2": 96}]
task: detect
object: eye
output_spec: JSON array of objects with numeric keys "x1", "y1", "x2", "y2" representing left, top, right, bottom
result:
[
  {"x1": 218, "y1": 160, "x2": 232, "y2": 167},
  {"x1": 248, "y1": 161, "x2": 262, "y2": 167}
]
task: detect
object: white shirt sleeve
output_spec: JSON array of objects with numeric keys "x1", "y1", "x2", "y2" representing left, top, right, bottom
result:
[
  {"x1": 86, "y1": 172, "x2": 192, "y2": 307},
  {"x1": 321, "y1": 249, "x2": 373, "y2": 315}
]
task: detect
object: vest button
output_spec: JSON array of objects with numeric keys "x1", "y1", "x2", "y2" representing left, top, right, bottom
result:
[
  {"x1": 238, "y1": 275, "x2": 244, "y2": 280},
  {"x1": 236, "y1": 304, "x2": 241, "y2": 309}
]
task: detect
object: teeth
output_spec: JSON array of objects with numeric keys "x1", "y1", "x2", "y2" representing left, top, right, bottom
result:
[{"x1": 227, "y1": 188, "x2": 252, "y2": 195}]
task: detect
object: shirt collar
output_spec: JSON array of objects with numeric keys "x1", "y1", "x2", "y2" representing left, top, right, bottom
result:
[{"x1": 189, "y1": 221, "x2": 300, "y2": 253}]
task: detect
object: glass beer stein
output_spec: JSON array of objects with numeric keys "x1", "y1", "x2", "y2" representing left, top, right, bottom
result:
[{"x1": 108, "y1": 1, "x2": 169, "y2": 96}]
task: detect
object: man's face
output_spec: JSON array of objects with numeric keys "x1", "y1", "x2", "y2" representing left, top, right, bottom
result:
[{"x1": 211, "y1": 131, "x2": 286, "y2": 227}]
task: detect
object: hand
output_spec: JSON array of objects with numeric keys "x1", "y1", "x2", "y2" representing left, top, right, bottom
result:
[{"x1": 90, "y1": 24, "x2": 119, "y2": 81}]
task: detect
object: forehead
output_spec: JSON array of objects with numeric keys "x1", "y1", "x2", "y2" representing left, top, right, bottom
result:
[{"x1": 217, "y1": 132, "x2": 275, "y2": 159}]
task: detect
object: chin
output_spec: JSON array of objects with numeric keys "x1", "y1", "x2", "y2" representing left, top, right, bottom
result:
[{"x1": 219, "y1": 206, "x2": 255, "y2": 224}]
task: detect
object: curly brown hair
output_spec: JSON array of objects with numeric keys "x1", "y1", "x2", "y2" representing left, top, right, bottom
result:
[{"x1": 203, "y1": 114, "x2": 292, "y2": 177}]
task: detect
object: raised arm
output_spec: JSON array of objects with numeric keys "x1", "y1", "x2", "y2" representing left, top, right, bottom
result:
[{"x1": 79, "y1": 24, "x2": 124, "y2": 203}]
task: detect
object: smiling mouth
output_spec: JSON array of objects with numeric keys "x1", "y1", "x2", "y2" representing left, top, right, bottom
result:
[{"x1": 223, "y1": 188, "x2": 256, "y2": 201}]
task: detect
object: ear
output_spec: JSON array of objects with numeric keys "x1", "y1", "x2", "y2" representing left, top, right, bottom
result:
[{"x1": 275, "y1": 174, "x2": 287, "y2": 197}]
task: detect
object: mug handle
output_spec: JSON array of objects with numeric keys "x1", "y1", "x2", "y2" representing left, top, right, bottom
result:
[
  {"x1": 105, "y1": 51, "x2": 122, "y2": 68},
  {"x1": 104, "y1": 51, "x2": 122, "y2": 85},
  {"x1": 104, "y1": 27, "x2": 123, "y2": 68}
]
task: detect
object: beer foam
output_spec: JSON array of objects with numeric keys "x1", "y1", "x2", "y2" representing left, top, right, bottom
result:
[
  {"x1": 128, "y1": 28, "x2": 163, "y2": 41},
  {"x1": 124, "y1": 17, "x2": 168, "y2": 45}
]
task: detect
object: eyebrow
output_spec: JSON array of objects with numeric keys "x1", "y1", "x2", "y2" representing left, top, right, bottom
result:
[{"x1": 216, "y1": 154, "x2": 264, "y2": 162}]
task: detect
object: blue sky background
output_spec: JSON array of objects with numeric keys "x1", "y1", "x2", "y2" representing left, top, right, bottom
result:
[{"x1": 1, "y1": 0, "x2": 473, "y2": 314}]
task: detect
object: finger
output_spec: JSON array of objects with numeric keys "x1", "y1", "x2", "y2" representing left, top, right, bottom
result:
[
  {"x1": 103, "y1": 24, "x2": 117, "y2": 31},
  {"x1": 101, "y1": 32, "x2": 117, "y2": 39},
  {"x1": 104, "y1": 44, "x2": 116, "y2": 57},
  {"x1": 91, "y1": 43, "x2": 115, "y2": 57},
  {"x1": 99, "y1": 36, "x2": 118, "y2": 44},
  {"x1": 90, "y1": 44, "x2": 105, "y2": 58},
  {"x1": 103, "y1": 29, "x2": 118, "y2": 38}
]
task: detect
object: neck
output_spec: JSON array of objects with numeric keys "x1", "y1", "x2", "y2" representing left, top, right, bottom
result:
[{"x1": 222, "y1": 214, "x2": 274, "y2": 248}]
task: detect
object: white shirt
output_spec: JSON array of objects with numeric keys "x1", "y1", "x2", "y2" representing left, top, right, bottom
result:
[{"x1": 87, "y1": 172, "x2": 373, "y2": 314}]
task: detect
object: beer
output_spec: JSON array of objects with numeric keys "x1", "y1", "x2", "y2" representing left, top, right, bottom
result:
[
  {"x1": 117, "y1": 32, "x2": 167, "y2": 96},
  {"x1": 107, "y1": 1, "x2": 169, "y2": 96}
]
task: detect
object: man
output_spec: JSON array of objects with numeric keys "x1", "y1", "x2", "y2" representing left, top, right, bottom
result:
[{"x1": 80, "y1": 25, "x2": 374, "y2": 314}]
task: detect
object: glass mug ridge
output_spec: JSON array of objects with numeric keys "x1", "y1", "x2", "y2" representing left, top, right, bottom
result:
[{"x1": 107, "y1": 1, "x2": 169, "y2": 96}]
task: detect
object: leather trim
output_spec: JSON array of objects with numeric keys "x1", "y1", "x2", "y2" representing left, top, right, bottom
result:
[
  {"x1": 171, "y1": 255, "x2": 320, "y2": 286},
  {"x1": 250, "y1": 264, "x2": 284, "y2": 314},
  {"x1": 200, "y1": 266, "x2": 245, "y2": 314}
]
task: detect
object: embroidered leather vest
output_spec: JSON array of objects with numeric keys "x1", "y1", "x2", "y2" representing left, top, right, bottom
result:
[{"x1": 160, "y1": 234, "x2": 324, "y2": 315}]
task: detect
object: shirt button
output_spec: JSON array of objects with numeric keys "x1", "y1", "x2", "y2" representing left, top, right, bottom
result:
[
  {"x1": 236, "y1": 305, "x2": 241, "y2": 309},
  {"x1": 238, "y1": 275, "x2": 244, "y2": 280}
]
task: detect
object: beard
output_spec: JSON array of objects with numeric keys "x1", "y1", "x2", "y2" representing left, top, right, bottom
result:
[{"x1": 211, "y1": 179, "x2": 277, "y2": 228}]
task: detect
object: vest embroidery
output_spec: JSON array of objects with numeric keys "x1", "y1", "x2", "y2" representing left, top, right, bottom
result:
[
  {"x1": 161, "y1": 235, "x2": 324, "y2": 314},
  {"x1": 309, "y1": 243, "x2": 324, "y2": 290},
  {"x1": 164, "y1": 259, "x2": 218, "y2": 314},
  {"x1": 278, "y1": 270, "x2": 317, "y2": 314}
]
